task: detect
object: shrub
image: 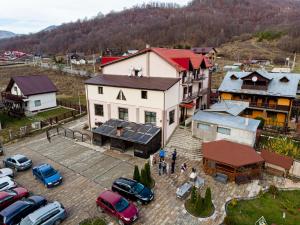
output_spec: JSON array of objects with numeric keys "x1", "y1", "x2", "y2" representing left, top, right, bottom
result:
[
  {"x1": 190, "y1": 186, "x2": 197, "y2": 204},
  {"x1": 133, "y1": 165, "x2": 140, "y2": 182},
  {"x1": 269, "y1": 185, "x2": 279, "y2": 198},
  {"x1": 195, "y1": 194, "x2": 204, "y2": 213},
  {"x1": 79, "y1": 218, "x2": 106, "y2": 225},
  {"x1": 204, "y1": 187, "x2": 212, "y2": 209},
  {"x1": 144, "y1": 161, "x2": 152, "y2": 186},
  {"x1": 140, "y1": 168, "x2": 149, "y2": 187},
  {"x1": 231, "y1": 198, "x2": 238, "y2": 207},
  {"x1": 223, "y1": 215, "x2": 237, "y2": 225}
]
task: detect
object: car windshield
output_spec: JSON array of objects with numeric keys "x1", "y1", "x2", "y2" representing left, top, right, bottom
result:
[
  {"x1": 114, "y1": 197, "x2": 129, "y2": 212},
  {"x1": 20, "y1": 216, "x2": 33, "y2": 225},
  {"x1": 132, "y1": 183, "x2": 144, "y2": 194},
  {"x1": 17, "y1": 157, "x2": 29, "y2": 164},
  {"x1": 42, "y1": 168, "x2": 57, "y2": 178}
]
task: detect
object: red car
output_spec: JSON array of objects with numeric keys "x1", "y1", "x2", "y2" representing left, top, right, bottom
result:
[
  {"x1": 96, "y1": 190, "x2": 138, "y2": 225},
  {"x1": 0, "y1": 187, "x2": 29, "y2": 210}
]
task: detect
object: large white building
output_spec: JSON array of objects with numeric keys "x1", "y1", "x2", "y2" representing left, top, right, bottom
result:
[{"x1": 86, "y1": 47, "x2": 212, "y2": 145}]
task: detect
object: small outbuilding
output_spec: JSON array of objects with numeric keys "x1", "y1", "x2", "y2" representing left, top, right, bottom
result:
[
  {"x1": 203, "y1": 140, "x2": 264, "y2": 184},
  {"x1": 92, "y1": 119, "x2": 161, "y2": 158},
  {"x1": 261, "y1": 149, "x2": 294, "y2": 177}
]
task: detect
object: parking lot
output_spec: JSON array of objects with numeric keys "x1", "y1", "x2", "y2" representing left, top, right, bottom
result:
[{"x1": 2, "y1": 134, "x2": 146, "y2": 224}]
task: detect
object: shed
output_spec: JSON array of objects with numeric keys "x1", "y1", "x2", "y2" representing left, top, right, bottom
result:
[{"x1": 92, "y1": 119, "x2": 161, "y2": 158}]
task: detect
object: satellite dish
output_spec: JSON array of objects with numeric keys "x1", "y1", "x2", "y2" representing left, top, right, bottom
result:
[{"x1": 252, "y1": 76, "x2": 258, "y2": 82}]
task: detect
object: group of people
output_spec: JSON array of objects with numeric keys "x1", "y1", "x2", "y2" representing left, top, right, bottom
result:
[{"x1": 155, "y1": 148, "x2": 177, "y2": 176}]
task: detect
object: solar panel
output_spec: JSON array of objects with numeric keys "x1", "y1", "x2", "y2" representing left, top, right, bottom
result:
[
  {"x1": 147, "y1": 127, "x2": 160, "y2": 135},
  {"x1": 139, "y1": 134, "x2": 152, "y2": 144},
  {"x1": 131, "y1": 133, "x2": 143, "y2": 142}
]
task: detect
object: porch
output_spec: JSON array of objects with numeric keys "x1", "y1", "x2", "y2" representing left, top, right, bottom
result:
[{"x1": 1, "y1": 92, "x2": 27, "y2": 117}]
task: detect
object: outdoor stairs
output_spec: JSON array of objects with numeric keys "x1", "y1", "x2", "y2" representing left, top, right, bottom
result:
[{"x1": 166, "y1": 126, "x2": 203, "y2": 161}]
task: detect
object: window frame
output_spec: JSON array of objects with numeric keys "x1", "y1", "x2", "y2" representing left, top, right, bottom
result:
[
  {"x1": 169, "y1": 110, "x2": 175, "y2": 125},
  {"x1": 34, "y1": 100, "x2": 41, "y2": 107},
  {"x1": 98, "y1": 86, "x2": 103, "y2": 94},
  {"x1": 141, "y1": 90, "x2": 148, "y2": 99},
  {"x1": 217, "y1": 127, "x2": 231, "y2": 135},
  {"x1": 145, "y1": 111, "x2": 157, "y2": 125},
  {"x1": 118, "y1": 108, "x2": 128, "y2": 121},
  {"x1": 94, "y1": 104, "x2": 104, "y2": 117}
]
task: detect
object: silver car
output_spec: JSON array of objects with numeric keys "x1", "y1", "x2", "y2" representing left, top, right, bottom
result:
[
  {"x1": 3, "y1": 154, "x2": 32, "y2": 172},
  {"x1": 19, "y1": 201, "x2": 66, "y2": 225}
]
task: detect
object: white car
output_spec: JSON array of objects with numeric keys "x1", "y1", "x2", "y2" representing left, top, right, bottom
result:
[
  {"x1": 0, "y1": 176, "x2": 16, "y2": 191},
  {"x1": 0, "y1": 168, "x2": 14, "y2": 178}
]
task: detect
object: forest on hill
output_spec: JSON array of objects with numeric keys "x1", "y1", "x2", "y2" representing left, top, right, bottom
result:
[{"x1": 1, "y1": 0, "x2": 300, "y2": 54}]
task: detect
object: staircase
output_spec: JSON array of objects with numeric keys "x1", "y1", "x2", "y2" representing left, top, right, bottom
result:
[{"x1": 166, "y1": 126, "x2": 203, "y2": 161}]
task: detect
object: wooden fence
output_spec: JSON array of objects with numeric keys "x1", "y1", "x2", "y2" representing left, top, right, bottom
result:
[{"x1": 57, "y1": 100, "x2": 87, "y2": 112}]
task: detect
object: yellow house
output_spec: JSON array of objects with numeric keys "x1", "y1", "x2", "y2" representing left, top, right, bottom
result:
[{"x1": 218, "y1": 71, "x2": 300, "y2": 127}]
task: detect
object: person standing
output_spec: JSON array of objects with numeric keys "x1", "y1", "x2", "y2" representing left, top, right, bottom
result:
[
  {"x1": 158, "y1": 160, "x2": 162, "y2": 176},
  {"x1": 159, "y1": 148, "x2": 166, "y2": 160},
  {"x1": 162, "y1": 160, "x2": 167, "y2": 175},
  {"x1": 172, "y1": 149, "x2": 177, "y2": 162},
  {"x1": 171, "y1": 160, "x2": 175, "y2": 174}
]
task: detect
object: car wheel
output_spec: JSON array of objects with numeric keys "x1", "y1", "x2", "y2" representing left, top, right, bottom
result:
[
  {"x1": 118, "y1": 219, "x2": 125, "y2": 225},
  {"x1": 54, "y1": 219, "x2": 61, "y2": 225}
]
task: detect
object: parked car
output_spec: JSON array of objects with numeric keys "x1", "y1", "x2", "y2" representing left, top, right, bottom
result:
[
  {"x1": 0, "y1": 177, "x2": 16, "y2": 192},
  {"x1": 19, "y1": 201, "x2": 67, "y2": 225},
  {"x1": 0, "y1": 187, "x2": 29, "y2": 211},
  {"x1": 0, "y1": 168, "x2": 14, "y2": 178},
  {"x1": 32, "y1": 164, "x2": 62, "y2": 188},
  {"x1": 3, "y1": 155, "x2": 32, "y2": 172},
  {"x1": 112, "y1": 178, "x2": 154, "y2": 204},
  {"x1": 0, "y1": 196, "x2": 47, "y2": 225},
  {"x1": 96, "y1": 190, "x2": 138, "y2": 225}
]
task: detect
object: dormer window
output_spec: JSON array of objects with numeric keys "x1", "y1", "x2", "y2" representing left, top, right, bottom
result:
[
  {"x1": 230, "y1": 74, "x2": 239, "y2": 80},
  {"x1": 280, "y1": 76, "x2": 289, "y2": 83},
  {"x1": 117, "y1": 90, "x2": 126, "y2": 100}
]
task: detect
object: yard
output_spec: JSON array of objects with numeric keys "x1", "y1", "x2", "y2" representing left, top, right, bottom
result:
[{"x1": 226, "y1": 190, "x2": 300, "y2": 225}]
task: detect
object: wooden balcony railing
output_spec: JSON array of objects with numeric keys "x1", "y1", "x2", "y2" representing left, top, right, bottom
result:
[
  {"x1": 241, "y1": 85, "x2": 268, "y2": 90},
  {"x1": 182, "y1": 88, "x2": 209, "y2": 103},
  {"x1": 249, "y1": 102, "x2": 290, "y2": 111},
  {"x1": 1, "y1": 92, "x2": 26, "y2": 102}
]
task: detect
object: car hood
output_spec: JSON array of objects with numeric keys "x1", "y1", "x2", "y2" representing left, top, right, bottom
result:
[
  {"x1": 0, "y1": 168, "x2": 13, "y2": 177},
  {"x1": 118, "y1": 203, "x2": 138, "y2": 219},
  {"x1": 138, "y1": 187, "x2": 153, "y2": 199},
  {"x1": 44, "y1": 172, "x2": 62, "y2": 184}
]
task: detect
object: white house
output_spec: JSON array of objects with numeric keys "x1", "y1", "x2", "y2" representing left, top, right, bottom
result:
[
  {"x1": 192, "y1": 100, "x2": 261, "y2": 146},
  {"x1": 100, "y1": 47, "x2": 213, "y2": 122},
  {"x1": 2, "y1": 75, "x2": 58, "y2": 116},
  {"x1": 85, "y1": 75, "x2": 181, "y2": 145}
]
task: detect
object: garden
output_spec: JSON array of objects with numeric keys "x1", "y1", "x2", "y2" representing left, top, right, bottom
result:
[{"x1": 225, "y1": 187, "x2": 300, "y2": 225}]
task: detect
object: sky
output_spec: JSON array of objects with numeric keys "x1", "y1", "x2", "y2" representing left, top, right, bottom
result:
[{"x1": 0, "y1": 0, "x2": 190, "y2": 34}]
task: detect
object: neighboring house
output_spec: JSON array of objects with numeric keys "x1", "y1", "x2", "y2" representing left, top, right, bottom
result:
[
  {"x1": 271, "y1": 67, "x2": 291, "y2": 73},
  {"x1": 191, "y1": 47, "x2": 217, "y2": 65},
  {"x1": 68, "y1": 52, "x2": 86, "y2": 65},
  {"x1": 202, "y1": 140, "x2": 264, "y2": 183},
  {"x1": 85, "y1": 75, "x2": 180, "y2": 145},
  {"x1": 1, "y1": 75, "x2": 58, "y2": 116},
  {"x1": 100, "y1": 47, "x2": 212, "y2": 122},
  {"x1": 219, "y1": 70, "x2": 300, "y2": 127},
  {"x1": 260, "y1": 149, "x2": 294, "y2": 177},
  {"x1": 192, "y1": 100, "x2": 260, "y2": 146}
]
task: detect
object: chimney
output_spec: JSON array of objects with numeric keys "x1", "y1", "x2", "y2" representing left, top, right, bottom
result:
[
  {"x1": 245, "y1": 118, "x2": 249, "y2": 126},
  {"x1": 146, "y1": 44, "x2": 150, "y2": 49},
  {"x1": 116, "y1": 126, "x2": 123, "y2": 137}
]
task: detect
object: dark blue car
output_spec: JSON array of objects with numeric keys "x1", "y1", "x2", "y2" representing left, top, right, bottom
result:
[
  {"x1": 32, "y1": 164, "x2": 63, "y2": 188},
  {"x1": 0, "y1": 196, "x2": 47, "y2": 225}
]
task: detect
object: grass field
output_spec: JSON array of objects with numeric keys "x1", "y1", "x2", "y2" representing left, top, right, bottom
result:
[
  {"x1": 226, "y1": 190, "x2": 300, "y2": 225},
  {"x1": 57, "y1": 94, "x2": 87, "y2": 106}
]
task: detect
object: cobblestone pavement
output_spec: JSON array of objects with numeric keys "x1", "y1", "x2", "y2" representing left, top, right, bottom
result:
[{"x1": 4, "y1": 129, "x2": 299, "y2": 225}]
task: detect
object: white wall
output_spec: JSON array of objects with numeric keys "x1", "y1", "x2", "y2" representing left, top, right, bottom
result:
[
  {"x1": 26, "y1": 93, "x2": 57, "y2": 112},
  {"x1": 10, "y1": 83, "x2": 23, "y2": 96}
]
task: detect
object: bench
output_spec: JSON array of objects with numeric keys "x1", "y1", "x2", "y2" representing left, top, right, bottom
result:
[{"x1": 214, "y1": 173, "x2": 228, "y2": 184}]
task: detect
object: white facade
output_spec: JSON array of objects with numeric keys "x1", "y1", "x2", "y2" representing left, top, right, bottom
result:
[
  {"x1": 10, "y1": 83, "x2": 57, "y2": 112},
  {"x1": 86, "y1": 82, "x2": 180, "y2": 145}
]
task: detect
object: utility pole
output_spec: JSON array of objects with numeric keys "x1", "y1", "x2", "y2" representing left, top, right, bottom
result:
[
  {"x1": 78, "y1": 92, "x2": 82, "y2": 115},
  {"x1": 292, "y1": 52, "x2": 297, "y2": 71},
  {"x1": 93, "y1": 53, "x2": 96, "y2": 75}
]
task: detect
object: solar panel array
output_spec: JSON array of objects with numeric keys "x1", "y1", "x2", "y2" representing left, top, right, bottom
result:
[{"x1": 93, "y1": 119, "x2": 161, "y2": 145}]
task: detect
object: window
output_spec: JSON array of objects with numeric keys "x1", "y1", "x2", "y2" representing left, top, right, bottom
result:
[
  {"x1": 188, "y1": 86, "x2": 193, "y2": 95},
  {"x1": 117, "y1": 90, "x2": 126, "y2": 100},
  {"x1": 197, "y1": 123, "x2": 210, "y2": 131},
  {"x1": 34, "y1": 100, "x2": 41, "y2": 107},
  {"x1": 119, "y1": 108, "x2": 128, "y2": 121},
  {"x1": 94, "y1": 104, "x2": 104, "y2": 116},
  {"x1": 141, "y1": 91, "x2": 147, "y2": 99},
  {"x1": 145, "y1": 111, "x2": 156, "y2": 125},
  {"x1": 217, "y1": 127, "x2": 231, "y2": 135},
  {"x1": 98, "y1": 86, "x2": 103, "y2": 94},
  {"x1": 183, "y1": 87, "x2": 187, "y2": 95},
  {"x1": 169, "y1": 110, "x2": 175, "y2": 125}
]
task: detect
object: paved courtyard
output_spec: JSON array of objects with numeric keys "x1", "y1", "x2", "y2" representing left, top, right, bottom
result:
[{"x1": 3, "y1": 128, "x2": 300, "y2": 225}]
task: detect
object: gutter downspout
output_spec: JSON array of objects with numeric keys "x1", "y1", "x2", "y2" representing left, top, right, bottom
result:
[
  {"x1": 146, "y1": 46, "x2": 150, "y2": 77},
  {"x1": 85, "y1": 84, "x2": 91, "y2": 135},
  {"x1": 162, "y1": 91, "x2": 165, "y2": 147}
]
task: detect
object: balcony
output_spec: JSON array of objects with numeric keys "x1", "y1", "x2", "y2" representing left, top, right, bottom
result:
[
  {"x1": 182, "y1": 89, "x2": 209, "y2": 103},
  {"x1": 249, "y1": 102, "x2": 290, "y2": 111},
  {"x1": 241, "y1": 84, "x2": 268, "y2": 90},
  {"x1": 1, "y1": 92, "x2": 26, "y2": 102},
  {"x1": 182, "y1": 76, "x2": 193, "y2": 85}
]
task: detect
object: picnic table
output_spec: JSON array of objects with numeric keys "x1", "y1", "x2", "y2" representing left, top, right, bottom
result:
[{"x1": 176, "y1": 182, "x2": 193, "y2": 199}]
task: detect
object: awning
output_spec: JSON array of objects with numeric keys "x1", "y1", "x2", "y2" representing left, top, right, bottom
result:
[{"x1": 180, "y1": 103, "x2": 195, "y2": 109}]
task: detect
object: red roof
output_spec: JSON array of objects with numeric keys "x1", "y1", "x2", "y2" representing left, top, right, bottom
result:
[
  {"x1": 101, "y1": 47, "x2": 212, "y2": 71},
  {"x1": 203, "y1": 140, "x2": 264, "y2": 167},
  {"x1": 261, "y1": 149, "x2": 293, "y2": 170},
  {"x1": 101, "y1": 56, "x2": 124, "y2": 65}
]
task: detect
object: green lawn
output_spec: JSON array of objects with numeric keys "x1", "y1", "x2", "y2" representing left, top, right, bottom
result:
[
  {"x1": 57, "y1": 95, "x2": 87, "y2": 106},
  {"x1": 79, "y1": 218, "x2": 106, "y2": 225},
  {"x1": 226, "y1": 190, "x2": 300, "y2": 225}
]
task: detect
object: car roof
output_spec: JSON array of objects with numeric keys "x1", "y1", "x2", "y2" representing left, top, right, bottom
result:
[
  {"x1": 11, "y1": 154, "x2": 26, "y2": 160},
  {"x1": 0, "y1": 191, "x2": 10, "y2": 199},
  {"x1": 0, "y1": 176, "x2": 12, "y2": 182},
  {"x1": 27, "y1": 202, "x2": 61, "y2": 222},
  {"x1": 115, "y1": 177, "x2": 136, "y2": 187},
  {"x1": 36, "y1": 164, "x2": 53, "y2": 171},
  {"x1": 0, "y1": 201, "x2": 28, "y2": 216},
  {"x1": 99, "y1": 190, "x2": 121, "y2": 205}
]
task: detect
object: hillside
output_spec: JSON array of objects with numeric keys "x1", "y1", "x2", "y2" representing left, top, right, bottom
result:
[
  {"x1": 0, "y1": 30, "x2": 16, "y2": 40},
  {"x1": 1, "y1": 0, "x2": 300, "y2": 54}
]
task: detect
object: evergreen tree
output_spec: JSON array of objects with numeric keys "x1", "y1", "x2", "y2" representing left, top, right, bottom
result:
[
  {"x1": 144, "y1": 161, "x2": 152, "y2": 186},
  {"x1": 133, "y1": 165, "x2": 140, "y2": 182},
  {"x1": 195, "y1": 194, "x2": 203, "y2": 213},
  {"x1": 190, "y1": 186, "x2": 197, "y2": 204},
  {"x1": 140, "y1": 168, "x2": 149, "y2": 187},
  {"x1": 204, "y1": 187, "x2": 212, "y2": 209}
]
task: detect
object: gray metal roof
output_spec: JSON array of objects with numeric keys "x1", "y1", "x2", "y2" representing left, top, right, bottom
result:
[
  {"x1": 205, "y1": 100, "x2": 249, "y2": 116},
  {"x1": 218, "y1": 70, "x2": 300, "y2": 98},
  {"x1": 192, "y1": 111, "x2": 260, "y2": 132}
]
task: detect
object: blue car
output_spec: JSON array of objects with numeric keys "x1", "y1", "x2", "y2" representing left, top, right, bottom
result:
[{"x1": 32, "y1": 164, "x2": 63, "y2": 188}]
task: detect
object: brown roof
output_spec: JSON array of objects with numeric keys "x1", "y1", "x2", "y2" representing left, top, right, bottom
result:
[
  {"x1": 85, "y1": 74, "x2": 180, "y2": 91},
  {"x1": 6, "y1": 75, "x2": 58, "y2": 96},
  {"x1": 261, "y1": 149, "x2": 293, "y2": 170},
  {"x1": 203, "y1": 140, "x2": 264, "y2": 167}
]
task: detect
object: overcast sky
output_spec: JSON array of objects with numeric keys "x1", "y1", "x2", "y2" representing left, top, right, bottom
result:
[{"x1": 0, "y1": 0, "x2": 190, "y2": 34}]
